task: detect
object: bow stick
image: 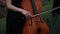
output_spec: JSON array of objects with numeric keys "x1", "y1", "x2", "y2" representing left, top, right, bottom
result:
[{"x1": 32, "y1": 7, "x2": 60, "y2": 18}]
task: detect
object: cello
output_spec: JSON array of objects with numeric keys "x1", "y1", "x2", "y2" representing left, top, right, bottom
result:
[{"x1": 20, "y1": 0, "x2": 49, "y2": 34}]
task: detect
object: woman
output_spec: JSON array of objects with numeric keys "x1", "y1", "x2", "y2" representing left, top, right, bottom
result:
[
  {"x1": 6, "y1": 0, "x2": 32, "y2": 34},
  {"x1": 6, "y1": 0, "x2": 48, "y2": 34}
]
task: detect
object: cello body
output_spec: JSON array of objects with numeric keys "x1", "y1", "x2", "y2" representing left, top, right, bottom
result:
[{"x1": 20, "y1": 0, "x2": 49, "y2": 34}]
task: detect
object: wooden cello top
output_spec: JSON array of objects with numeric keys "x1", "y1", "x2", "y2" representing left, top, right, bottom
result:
[
  {"x1": 20, "y1": 0, "x2": 49, "y2": 34},
  {"x1": 20, "y1": 0, "x2": 42, "y2": 15}
]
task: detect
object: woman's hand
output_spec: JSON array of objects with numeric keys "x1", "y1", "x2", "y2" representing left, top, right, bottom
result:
[{"x1": 21, "y1": 10, "x2": 33, "y2": 18}]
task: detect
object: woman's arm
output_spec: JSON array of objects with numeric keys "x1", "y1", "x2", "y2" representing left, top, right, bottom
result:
[
  {"x1": 6, "y1": 0, "x2": 32, "y2": 18},
  {"x1": 6, "y1": 0, "x2": 26, "y2": 12}
]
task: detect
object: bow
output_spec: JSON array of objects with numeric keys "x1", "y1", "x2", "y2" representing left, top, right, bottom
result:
[{"x1": 32, "y1": 7, "x2": 60, "y2": 18}]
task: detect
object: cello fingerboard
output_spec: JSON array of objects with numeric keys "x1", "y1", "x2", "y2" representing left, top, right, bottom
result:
[{"x1": 31, "y1": 0, "x2": 39, "y2": 15}]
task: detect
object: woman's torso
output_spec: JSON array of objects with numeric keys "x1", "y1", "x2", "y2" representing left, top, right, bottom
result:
[
  {"x1": 7, "y1": 0, "x2": 23, "y2": 14},
  {"x1": 12, "y1": 0, "x2": 22, "y2": 8}
]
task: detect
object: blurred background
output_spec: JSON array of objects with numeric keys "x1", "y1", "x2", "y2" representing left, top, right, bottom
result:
[{"x1": 0, "y1": 0, "x2": 60, "y2": 34}]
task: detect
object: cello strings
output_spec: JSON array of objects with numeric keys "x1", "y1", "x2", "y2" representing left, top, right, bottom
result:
[{"x1": 32, "y1": 7, "x2": 60, "y2": 18}]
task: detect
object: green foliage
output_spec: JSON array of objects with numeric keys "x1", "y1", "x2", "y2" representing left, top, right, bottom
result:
[{"x1": 0, "y1": 18, "x2": 6, "y2": 34}]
